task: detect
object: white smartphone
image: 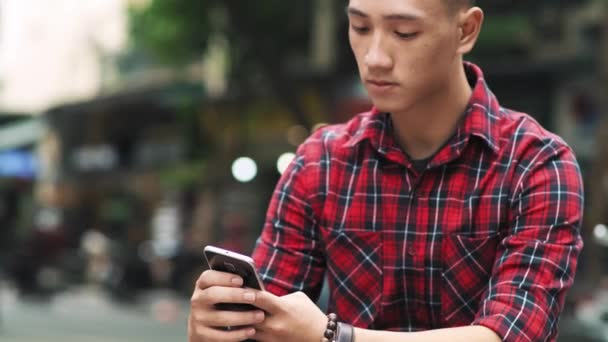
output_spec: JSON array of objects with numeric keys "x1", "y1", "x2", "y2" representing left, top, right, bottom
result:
[{"x1": 203, "y1": 245, "x2": 265, "y2": 311}]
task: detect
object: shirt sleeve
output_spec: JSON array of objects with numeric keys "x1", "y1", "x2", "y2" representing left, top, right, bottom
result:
[
  {"x1": 251, "y1": 142, "x2": 326, "y2": 300},
  {"x1": 472, "y1": 143, "x2": 584, "y2": 342}
]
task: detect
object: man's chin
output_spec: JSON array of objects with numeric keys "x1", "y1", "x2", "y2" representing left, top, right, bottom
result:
[{"x1": 369, "y1": 99, "x2": 404, "y2": 114}]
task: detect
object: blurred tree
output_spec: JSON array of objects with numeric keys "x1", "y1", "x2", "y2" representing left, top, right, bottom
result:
[
  {"x1": 129, "y1": 0, "x2": 208, "y2": 64},
  {"x1": 130, "y1": 0, "x2": 335, "y2": 130}
]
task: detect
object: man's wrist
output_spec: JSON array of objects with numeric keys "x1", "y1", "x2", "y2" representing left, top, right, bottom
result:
[
  {"x1": 320, "y1": 313, "x2": 338, "y2": 342},
  {"x1": 318, "y1": 313, "x2": 354, "y2": 342},
  {"x1": 336, "y1": 322, "x2": 354, "y2": 342}
]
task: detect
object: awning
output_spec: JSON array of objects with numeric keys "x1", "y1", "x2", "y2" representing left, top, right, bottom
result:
[{"x1": 0, "y1": 118, "x2": 45, "y2": 150}]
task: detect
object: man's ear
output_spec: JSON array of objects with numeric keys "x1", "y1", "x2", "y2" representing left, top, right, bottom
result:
[{"x1": 456, "y1": 7, "x2": 484, "y2": 55}]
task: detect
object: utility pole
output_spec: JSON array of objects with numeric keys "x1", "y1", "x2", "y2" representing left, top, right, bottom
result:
[{"x1": 311, "y1": 0, "x2": 337, "y2": 74}]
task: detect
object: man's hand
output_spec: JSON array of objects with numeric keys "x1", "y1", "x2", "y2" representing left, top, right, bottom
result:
[
  {"x1": 251, "y1": 291, "x2": 327, "y2": 342},
  {"x1": 188, "y1": 270, "x2": 266, "y2": 342}
]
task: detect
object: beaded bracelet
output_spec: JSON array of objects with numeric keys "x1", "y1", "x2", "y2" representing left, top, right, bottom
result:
[{"x1": 321, "y1": 313, "x2": 338, "y2": 342}]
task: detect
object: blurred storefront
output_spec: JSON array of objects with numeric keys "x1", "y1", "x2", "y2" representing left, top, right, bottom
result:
[
  {"x1": 0, "y1": 114, "x2": 42, "y2": 248},
  {"x1": 31, "y1": 81, "x2": 204, "y2": 296},
  {"x1": 0, "y1": 114, "x2": 47, "y2": 297},
  {"x1": 24, "y1": 72, "x2": 337, "y2": 296}
]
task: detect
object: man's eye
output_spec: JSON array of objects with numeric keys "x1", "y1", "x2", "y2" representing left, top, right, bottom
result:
[
  {"x1": 351, "y1": 25, "x2": 370, "y2": 34},
  {"x1": 395, "y1": 31, "x2": 419, "y2": 39}
]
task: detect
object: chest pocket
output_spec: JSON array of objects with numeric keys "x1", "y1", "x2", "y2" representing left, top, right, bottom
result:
[
  {"x1": 323, "y1": 229, "x2": 383, "y2": 328},
  {"x1": 441, "y1": 233, "x2": 500, "y2": 326}
]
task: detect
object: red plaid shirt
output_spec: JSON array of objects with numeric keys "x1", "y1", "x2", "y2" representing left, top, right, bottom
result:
[{"x1": 252, "y1": 62, "x2": 583, "y2": 341}]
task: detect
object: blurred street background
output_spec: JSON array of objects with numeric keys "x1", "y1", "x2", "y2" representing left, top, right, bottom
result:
[{"x1": 0, "y1": 0, "x2": 607, "y2": 341}]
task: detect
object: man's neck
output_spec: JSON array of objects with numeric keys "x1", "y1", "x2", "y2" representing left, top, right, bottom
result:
[{"x1": 391, "y1": 63, "x2": 473, "y2": 160}]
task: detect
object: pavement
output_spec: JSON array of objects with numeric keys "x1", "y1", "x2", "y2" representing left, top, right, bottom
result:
[
  {"x1": 0, "y1": 284, "x2": 189, "y2": 342},
  {"x1": 1, "y1": 281, "x2": 603, "y2": 342}
]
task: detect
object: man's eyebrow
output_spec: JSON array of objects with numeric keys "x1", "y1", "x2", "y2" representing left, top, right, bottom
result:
[
  {"x1": 346, "y1": 6, "x2": 421, "y2": 21},
  {"x1": 383, "y1": 13, "x2": 421, "y2": 21},
  {"x1": 346, "y1": 6, "x2": 368, "y2": 18}
]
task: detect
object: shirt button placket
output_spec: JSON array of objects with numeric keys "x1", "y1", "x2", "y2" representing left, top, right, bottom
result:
[{"x1": 410, "y1": 171, "x2": 425, "y2": 201}]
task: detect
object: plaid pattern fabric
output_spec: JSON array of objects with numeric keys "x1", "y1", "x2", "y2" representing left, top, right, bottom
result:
[{"x1": 252, "y1": 62, "x2": 583, "y2": 341}]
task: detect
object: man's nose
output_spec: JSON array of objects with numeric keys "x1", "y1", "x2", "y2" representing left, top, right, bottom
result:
[{"x1": 364, "y1": 36, "x2": 393, "y2": 70}]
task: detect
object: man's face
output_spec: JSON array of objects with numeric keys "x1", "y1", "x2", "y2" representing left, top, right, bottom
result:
[{"x1": 348, "y1": 0, "x2": 464, "y2": 114}]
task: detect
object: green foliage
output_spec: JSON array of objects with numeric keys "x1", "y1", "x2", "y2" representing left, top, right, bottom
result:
[
  {"x1": 130, "y1": 0, "x2": 209, "y2": 64},
  {"x1": 130, "y1": 0, "x2": 312, "y2": 68},
  {"x1": 129, "y1": 0, "x2": 318, "y2": 128}
]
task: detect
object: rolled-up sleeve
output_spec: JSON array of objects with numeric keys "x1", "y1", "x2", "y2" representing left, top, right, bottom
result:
[
  {"x1": 472, "y1": 143, "x2": 584, "y2": 342},
  {"x1": 251, "y1": 139, "x2": 326, "y2": 301}
]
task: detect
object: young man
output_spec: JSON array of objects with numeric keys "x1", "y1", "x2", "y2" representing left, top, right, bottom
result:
[{"x1": 189, "y1": 0, "x2": 584, "y2": 341}]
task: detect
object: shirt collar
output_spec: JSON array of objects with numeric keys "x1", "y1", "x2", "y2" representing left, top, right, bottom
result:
[
  {"x1": 457, "y1": 61, "x2": 501, "y2": 154},
  {"x1": 344, "y1": 62, "x2": 502, "y2": 159},
  {"x1": 344, "y1": 107, "x2": 387, "y2": 149}
]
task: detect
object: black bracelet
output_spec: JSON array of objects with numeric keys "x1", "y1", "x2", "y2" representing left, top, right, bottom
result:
[
  {"x1": 336, "y1": 322, "x2": 354, "y2": 342},
  {"x1": 322, "y1": 313, "x2": 338, "y2": 342}
]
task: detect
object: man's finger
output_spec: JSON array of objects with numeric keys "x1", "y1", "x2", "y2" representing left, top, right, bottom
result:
[
  {"x1": 198, "y1": 309, "x2": 265, "y2": 327},
  {"x1": 192, "y1": 324, "x2": 256, "y2": 342},
  {"x1": 252, "y1": 290, "x2": 282, "y2": 314},
  {"x1": 196, "y1": 270, "x2": 244, "y2": 290},
  {"x1": 202, "y1": 286, "x2": 259, "y2": 306}
]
